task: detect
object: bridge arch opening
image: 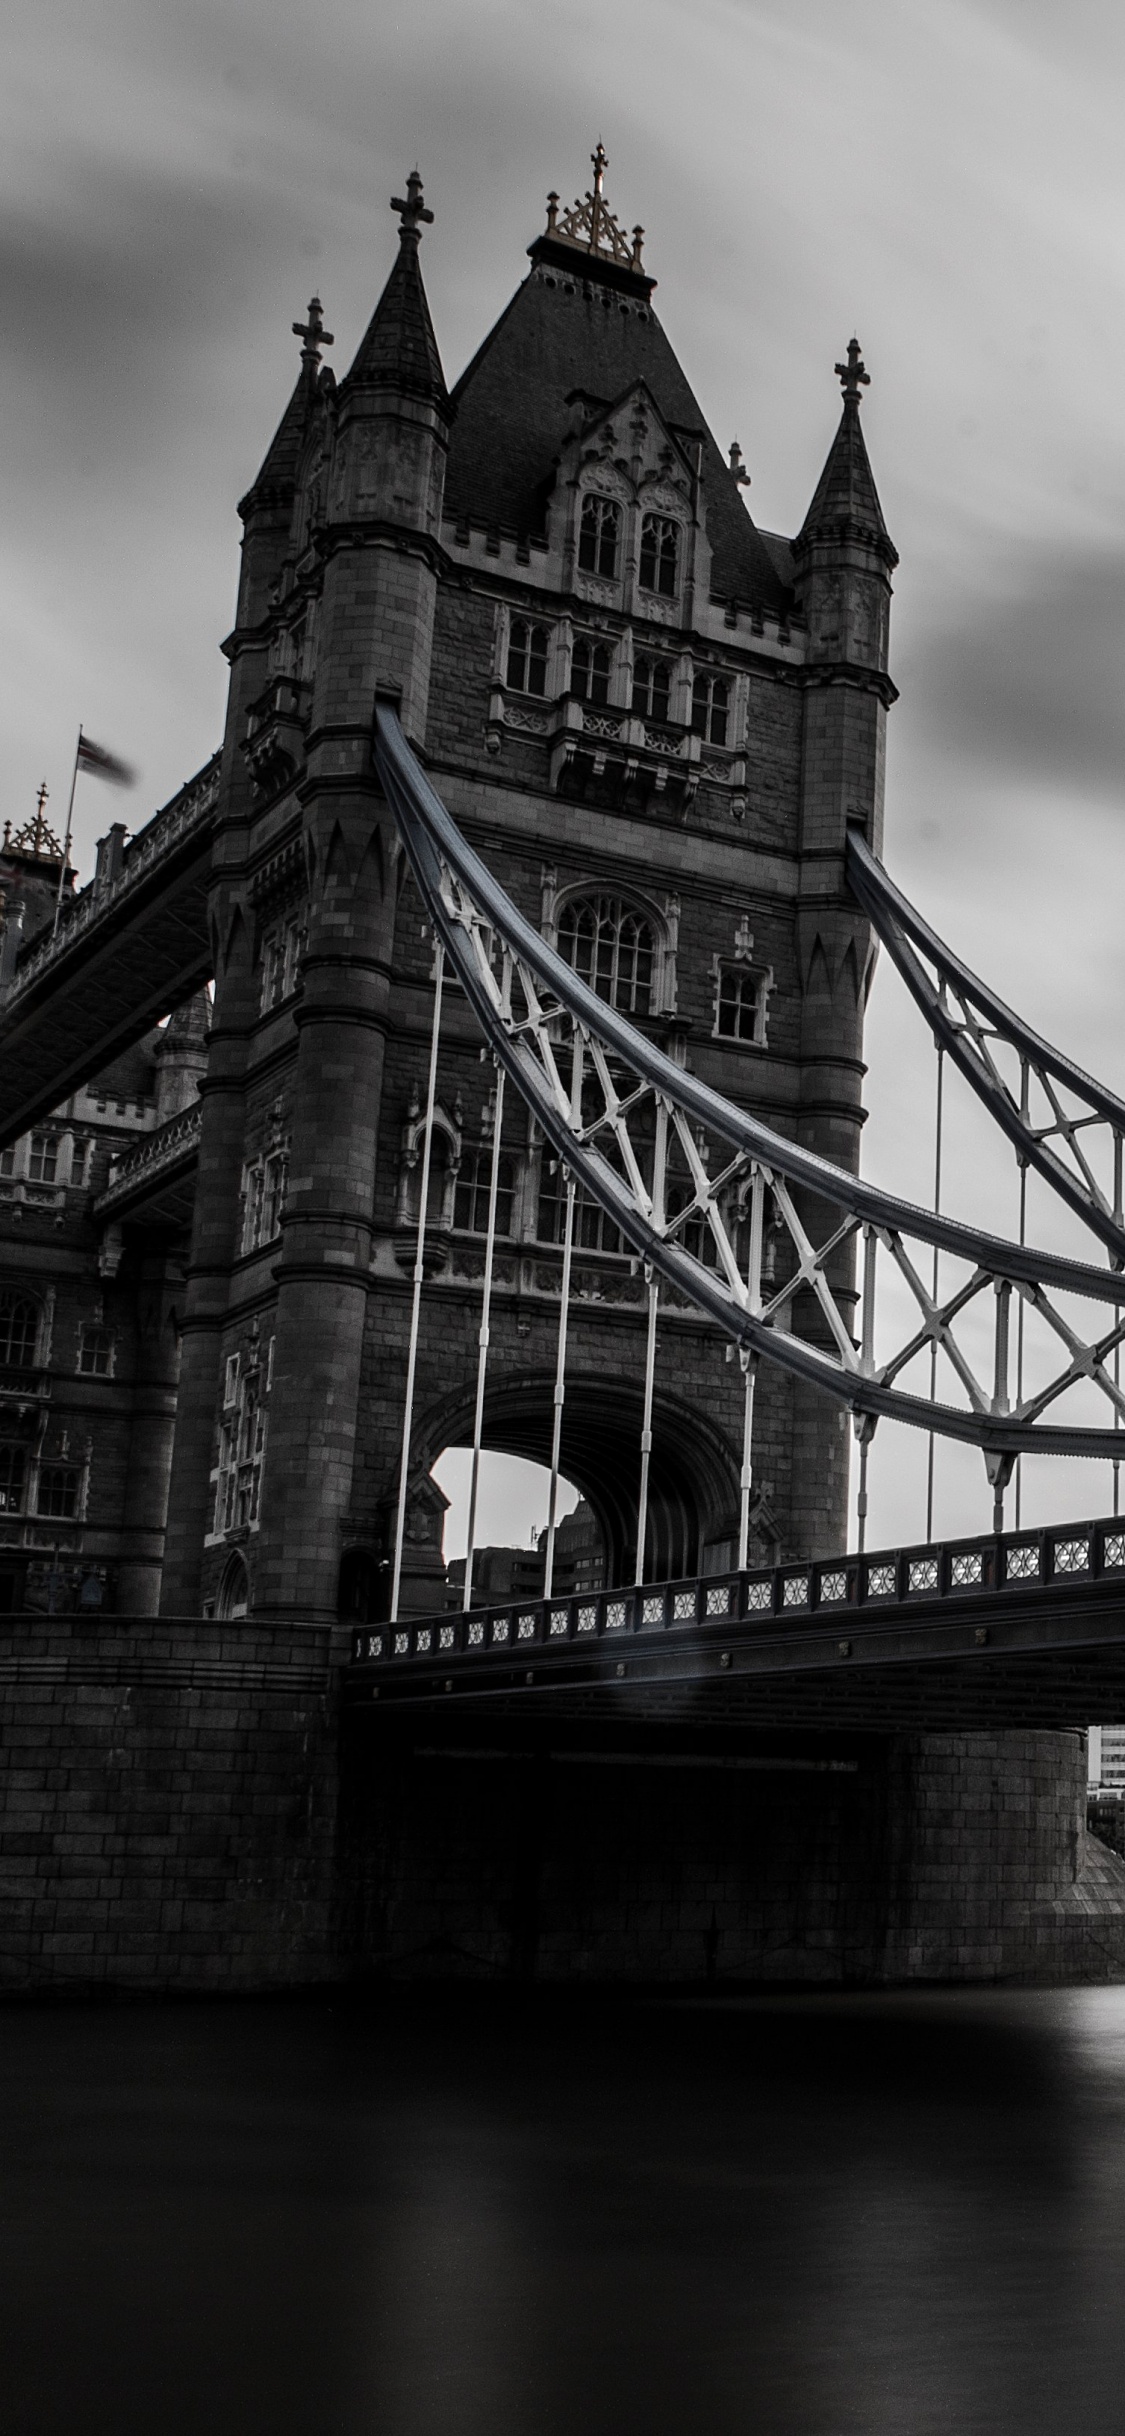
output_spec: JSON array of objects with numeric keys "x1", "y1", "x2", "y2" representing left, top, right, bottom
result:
[
  {"x1": 432, "y1": 1448, "x2": 595, "y2": 1598},
  {"x1": 418, "y1": 1372, "x2": 741, "y2": 1591}
]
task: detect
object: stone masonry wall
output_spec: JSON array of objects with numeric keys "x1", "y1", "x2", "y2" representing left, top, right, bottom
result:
[
  {"x1": 0, "y1": 1615, "x2": 341, "y2": 1991},
  {"x1": 345, "y1": 1725, "x2": 1125, "y2": 1991},
  {"x1": 4, "y1": 1615, "x2": 1123, "y2": 1995}
]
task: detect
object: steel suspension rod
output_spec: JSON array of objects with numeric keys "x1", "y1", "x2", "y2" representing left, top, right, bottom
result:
[
  {"x1": 390, "y1": 939, "x2": 444, "y2": 1625},
  {"x1": 636, "y1": 1268, "x2": 660, "y2": 1587},
  {"x1": 543, "y1": 1173, "x2": 576, "y2": 1600},
  {"x1": 737, "y1": 1167, "x2": 765, "y2": 1572},
  {"x1": 463, "y1": 1062, "x2": 507, "y2": 1610},
  {"x1": 926, "y1": 1045, "x2": 944, "y2": 1542}
]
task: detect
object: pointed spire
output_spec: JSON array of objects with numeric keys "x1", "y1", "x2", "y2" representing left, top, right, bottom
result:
[
  {"x1": 342, "y1": 172, "x2": 447, "y2": 404},
  {"x1": 239, "y1": 303, "x2": 333, "y2": 519},
  {"x1": 797, "y1": 338, "x2": 896, "y2": 565}
]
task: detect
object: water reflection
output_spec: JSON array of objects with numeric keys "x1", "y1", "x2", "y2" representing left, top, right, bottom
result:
[{"x1": 2, "y1": 1990, "x2": 1125, "y2": 2432}]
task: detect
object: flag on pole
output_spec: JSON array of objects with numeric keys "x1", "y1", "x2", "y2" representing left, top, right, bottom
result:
[{"x1": 76, "y1": 735, "x2": 135, "y2": 787}]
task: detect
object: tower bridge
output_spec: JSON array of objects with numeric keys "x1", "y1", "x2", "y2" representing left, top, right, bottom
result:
[{"x1": 1, "y1": 156, "x2": 1124, "y2": 1992}]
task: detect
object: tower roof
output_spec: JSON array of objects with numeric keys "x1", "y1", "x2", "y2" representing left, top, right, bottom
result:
[
  {"x1": 239, "y1": 351, "x2": 322, "y2": 520},
  {"x1": 342, "y1": 172, "x2": 448, "y2": 406},
  {"x1": 797, "y1": 340, "x2": 896, "y2": 564},
  {"x1": 444, "y1": 162, "x2": 791, "y2": 613}
]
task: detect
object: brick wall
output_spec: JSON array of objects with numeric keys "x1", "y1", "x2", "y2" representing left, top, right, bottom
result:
[
  {"x1": 3, "y1": 1630, "x2": 1124, "y2": 1995},
  {"x1": 0, "y1": 1614, "x2": 340, "y2": 1990},
  {"x1": 345, "y1": 1724, "x2": 1125, "y2": 1990}
]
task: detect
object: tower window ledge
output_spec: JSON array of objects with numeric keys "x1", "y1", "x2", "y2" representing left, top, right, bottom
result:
[
  {"x1": 699, "y1": 752, "x2": 746, "y2": 788},
  {"x1": 242, "y1": 676, "x2": 311, "y2": 801},
  {"x1": 490, "y1": 686, "x2": 555, "y2": 738},
  {"x1": 550, "y1": 734, "x2": 699, "y2": 818},
  {"x1": 447, "y1": 518, "x2": 548, "y2": 563},
  {"x1": 0, "y1": 1182, "x2": 66, "y2": 1209}
]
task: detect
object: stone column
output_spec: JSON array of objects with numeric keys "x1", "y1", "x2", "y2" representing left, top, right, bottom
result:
[
  {"x1": 159, "y1": 880, "x2": 256, "y2": 1613},
  {"x1": 116, "y1": 1246, "x2": 183, "y2": 1615},
  {"x1": 251, "y1": 781, "x2": 397, "y2": 1621}
]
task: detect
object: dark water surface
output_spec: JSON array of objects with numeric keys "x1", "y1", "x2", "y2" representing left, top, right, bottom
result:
[{"x1": 4, "y1": 1988, "x2": 1125, "y2": 2433}]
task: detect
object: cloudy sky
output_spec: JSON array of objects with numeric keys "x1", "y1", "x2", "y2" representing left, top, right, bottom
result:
[{"x1": 8, "y1": 0, "x2": 1125, "y2": 1552}]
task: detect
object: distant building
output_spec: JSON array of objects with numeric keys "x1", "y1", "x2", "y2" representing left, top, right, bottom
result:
[
  {"x1": 1090, "y1": 1725, "x2": 1125, "y2": 1787},
  {"x1": 0, "y1": 805, "x2": 207, "y2": 1613},
  {"x1": 446, "y1": 1500, "x2": 605, "y2": 1606}
]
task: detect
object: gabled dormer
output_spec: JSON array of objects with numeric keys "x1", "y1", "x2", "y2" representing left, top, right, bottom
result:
[{"x1": 551, "y1": 381, "x2": 713, "y2": 631}]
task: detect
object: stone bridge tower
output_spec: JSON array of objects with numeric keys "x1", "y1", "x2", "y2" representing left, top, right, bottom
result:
[{"x1": 160, "y1": 154, "x2": 896, "y2": 1626}]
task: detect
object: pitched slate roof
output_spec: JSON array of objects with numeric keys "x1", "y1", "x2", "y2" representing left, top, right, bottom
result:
[
  {"x1": 797, "y1": 393, "x2": 896, "y2": 564},
  {"x1": 239, "y1": 356, "x2": 320, "y2": 518},
  {"x1": 444, "y1": 252, "x2": 793, "y2": 614},
  {"x1": 343, "y1": 227, "x2": 448, "y2": 405}
]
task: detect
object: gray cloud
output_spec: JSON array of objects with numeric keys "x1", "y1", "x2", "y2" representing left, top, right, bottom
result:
[{"x1": 902, "y1": 544, "x2": 1125, "y2": 805}]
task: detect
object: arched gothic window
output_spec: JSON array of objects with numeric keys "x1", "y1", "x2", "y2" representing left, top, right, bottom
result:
[
  {"x1": 578, "y1": 494, "x2": 620, "y2": 579},
  {"x1": 631, "y1": 656, "x2": 672, "y2": 722},
  {"x1": 216, "y1": 1551, "x2": 250, "y2": 1620},
  {"x1": 453, "y1": 1150, "x2": 515, "y2": 1238},
  {"x1": 557, "y1": 896, "x2": 656, "y2": 1016},
  {"x1": 506, "y1": 619, "x2": 549, "y2": 696},
  {"x1": 0, "y1": 1444, "x2": 26, "y2": 1513},
  {"x1": 692, "y1": 673, "x2": 730, "y2": 746},
  {"x1": 571, "y1": 638, "x2": 611, "y2": 707},
  {"x1": 639, "y1": 515, "x2": 680, "y2": 598},
  {"x1": 396, "y1": 1106, "x2": 461, "y2": 1231},
  {"x1": 665, "y1": 1179, "x2": 718, "y2": 1269},
  {"x1": 536, "y1": 1162, "x2": 623, "y2": 1256},
  {"x1": 0, "y1": 1291, "x2": 39, "y2": 1369}
]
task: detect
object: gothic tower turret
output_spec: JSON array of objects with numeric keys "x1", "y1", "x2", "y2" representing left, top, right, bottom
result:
[
  {"x1": 790, "y1": 341, "x2": 898, "y2": 1547},
  {"x1": 252, "y1": 177, "x2": 449, "y2": 1621},
  {"x1": 314, "y1": 170, "x2": 449, "y2": 742}
]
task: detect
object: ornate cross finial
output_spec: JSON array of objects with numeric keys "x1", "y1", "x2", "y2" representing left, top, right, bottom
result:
[
  {"x1": 589, "y1": 141, "x2": 609, "y2": 253},
  {"x1": 545, "y1": 147, "x2": 645, "y2": 274},
  {"x1": 391, "y1": 168, "x2": 434, "y2": 239},
  {"x1": 835, "y1": 337, "x2": 870, "y2": 402},
  {"x1": 292, "y1": 296, "x2": 334, "y2": 366},
  {"x1": 6, "y1": 783, "x2": 64, "y2": 864}
]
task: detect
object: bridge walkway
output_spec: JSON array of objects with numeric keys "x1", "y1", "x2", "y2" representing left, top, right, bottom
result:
[
  {"x1": 0, "y1": 755, "x2": 218, "y2": 1146},
  {"x1": 347, "y1": 1510, "x2": 1125, "y2": 1736}
]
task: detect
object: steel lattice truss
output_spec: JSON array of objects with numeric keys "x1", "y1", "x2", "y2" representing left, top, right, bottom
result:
[
  {"x1": 848, "y1": 827, "x2": 1125, "y2": 1264},
  {"x1": 375, "y1": 708, "x2": 1125, "y2": 1466}
]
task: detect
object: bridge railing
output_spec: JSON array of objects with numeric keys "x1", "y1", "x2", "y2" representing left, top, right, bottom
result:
[
  {"x1": 4, "y1": 754, "x2": 221, "y2": 1003},
  {"x1": 352, "y1": 1512, "x2": 1125, "y2": 1673}
]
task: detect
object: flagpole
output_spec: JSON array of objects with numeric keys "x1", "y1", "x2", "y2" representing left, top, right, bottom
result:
[{"x1": 53, "y1": 726, "x2": 82, "y2": 938}]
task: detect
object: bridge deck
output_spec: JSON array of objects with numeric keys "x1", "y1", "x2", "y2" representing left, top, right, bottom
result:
[
  {"x1": 346, "y1": 1513, "x2": 1125, "y2": 1735},
  {"x1": 0, "y1": 756, "x2": 217, "y2": 1144}
]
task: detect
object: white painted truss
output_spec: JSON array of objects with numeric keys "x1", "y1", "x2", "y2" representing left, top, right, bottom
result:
[
  {"x1": 375, "y1": 706, "x2": 1125, "y2": 1468},
  {"x1": 848, "y1": 827, "x2": 1125, "y2": 1264}
]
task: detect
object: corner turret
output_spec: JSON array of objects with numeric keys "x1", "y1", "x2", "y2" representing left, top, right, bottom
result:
[
  {"x1": 328, "y1": 173, "x2": 449, "y2": 565},
  {"x1": 792, "y1": 339, "x2": 897, "y2": 680},
  {"x1": 789, "y1": 345, "x2": 899, "y2": 1546},
  {"x1": 312, "y1": 172, "x2": 449, "y2": 739},
  {"x1": 234, "y1": 299, "x2": 334, "y2": 631}
]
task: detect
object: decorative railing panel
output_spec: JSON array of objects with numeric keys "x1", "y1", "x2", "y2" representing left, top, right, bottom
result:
[{"x1": 351, "y1": 1511, "x2": 1125, "y2": 1674}]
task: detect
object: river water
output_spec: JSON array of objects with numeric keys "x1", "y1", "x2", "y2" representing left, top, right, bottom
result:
[{"x1": 4, "y1": 1987, "x2": 1125, "y2": 2433}]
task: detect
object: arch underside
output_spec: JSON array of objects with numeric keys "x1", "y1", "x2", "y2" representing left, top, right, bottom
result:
[{"x1": 420, "y1": 1371, "x2": 741, "y2": 1587}]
